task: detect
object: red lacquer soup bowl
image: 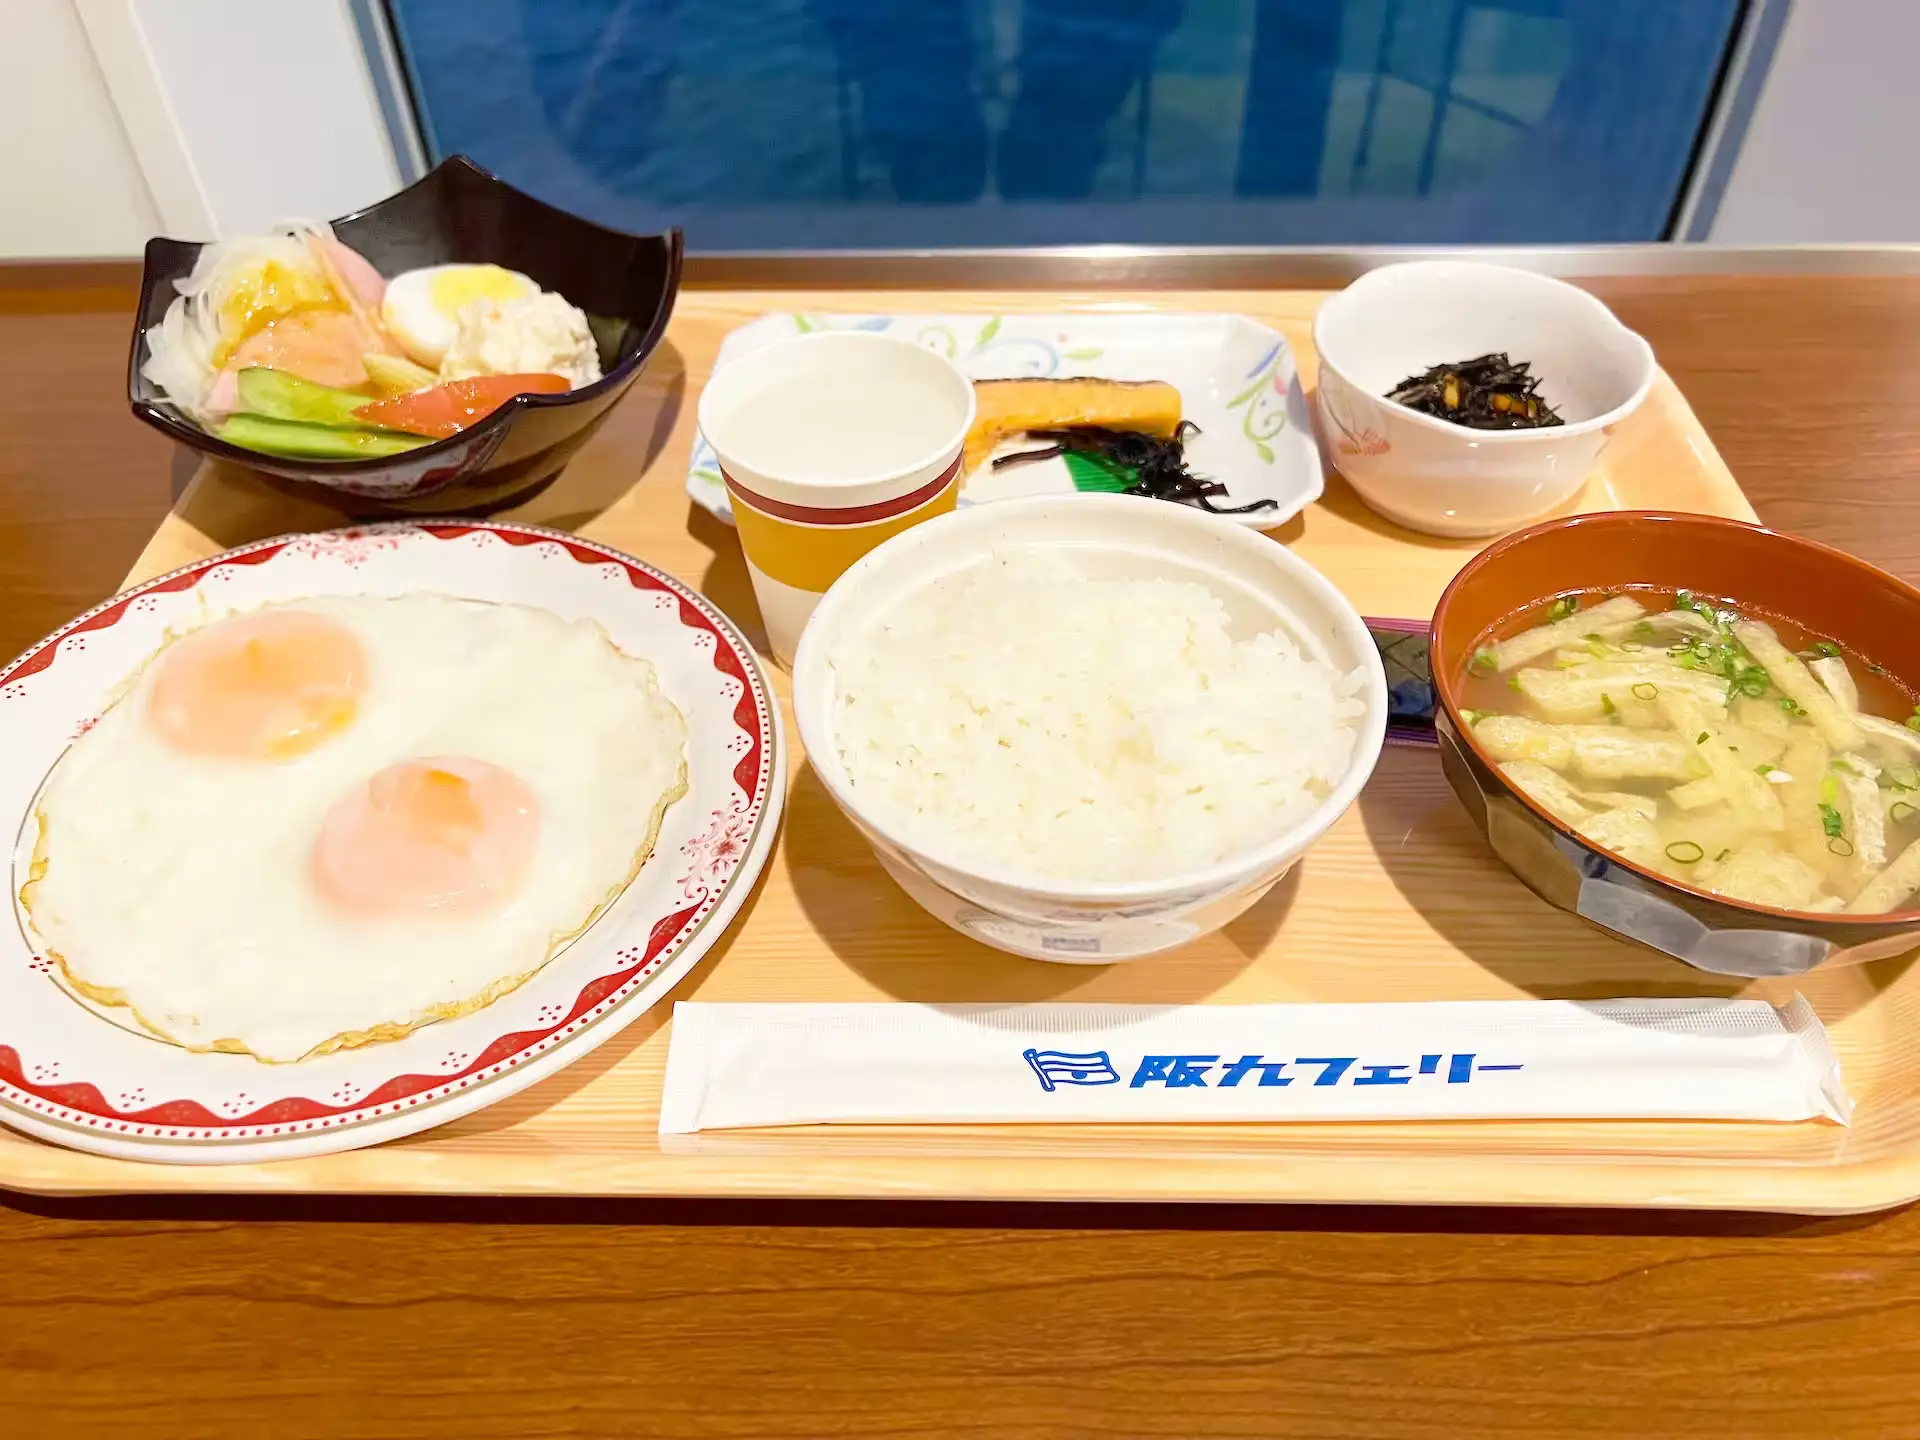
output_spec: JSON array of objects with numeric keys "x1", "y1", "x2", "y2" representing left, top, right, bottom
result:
[{"x1": 1431, "y1": 510, "x2": 1920, "y2": 977}]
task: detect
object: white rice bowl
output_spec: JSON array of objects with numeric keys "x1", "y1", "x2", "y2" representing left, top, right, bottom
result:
[{"x1": 828, "y1": 548, "x2": 1369, "y2": 885}]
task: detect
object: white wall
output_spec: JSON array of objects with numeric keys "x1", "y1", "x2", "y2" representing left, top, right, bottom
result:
[
  {"x1": 1709, "y1": 0, "x2": 1920, "y2": 242},
  {"x1": 0, "y1": 0, "x2": 402, "y2": 259},
  {"x1": 128, "y1": 0, "x2": 402, "y2": 236},
  {"x1": 0, "y1": 0, "x2": 159, "y2": 258}
]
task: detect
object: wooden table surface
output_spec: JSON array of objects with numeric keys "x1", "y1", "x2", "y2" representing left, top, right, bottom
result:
[{"x1": 4, "y1": 263, "x2": 1920, "y2": 1438}]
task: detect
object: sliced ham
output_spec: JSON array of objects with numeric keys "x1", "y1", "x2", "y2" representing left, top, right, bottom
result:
[
  {"x1": 223, "y1": 308, "x2": 393, "y2": 393},
  {"x1": 202, "y1": 368, "x2": 241, "y2": 422},
  {"x1": 316, "y1": 235, "x2": 388, "y2": 311}
]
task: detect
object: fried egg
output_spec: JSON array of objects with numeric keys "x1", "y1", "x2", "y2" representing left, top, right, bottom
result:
[
  {"x1": 19, "y1": 596, "x2": 687, "y2": 1063},
  {"x1": 382, "y1": 263, "x2": 537, "y2": 369}
]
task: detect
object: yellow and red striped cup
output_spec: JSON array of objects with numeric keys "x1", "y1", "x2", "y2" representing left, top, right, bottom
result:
[{"x1": 697, "y1": 332, "x2": 977, "y2": 666}]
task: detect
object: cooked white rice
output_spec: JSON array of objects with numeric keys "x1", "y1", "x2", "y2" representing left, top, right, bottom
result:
[{"x1": 828, "y1": 549, "x2": 1368, "y2": 883}]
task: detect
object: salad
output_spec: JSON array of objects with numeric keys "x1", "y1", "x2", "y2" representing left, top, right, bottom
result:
[{"x1": 142, "y1": 221, "x2": 602, "y2": 460}]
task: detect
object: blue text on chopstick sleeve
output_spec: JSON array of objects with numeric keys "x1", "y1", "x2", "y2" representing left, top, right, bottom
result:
[{"x1": 1128, "y1": 1054, "x2": 1219, "y2": 1087}]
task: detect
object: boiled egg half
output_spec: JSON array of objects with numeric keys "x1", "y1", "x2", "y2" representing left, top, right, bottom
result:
[{"x1": 381, "y1": 263, "x2": 538, "y2": 369}]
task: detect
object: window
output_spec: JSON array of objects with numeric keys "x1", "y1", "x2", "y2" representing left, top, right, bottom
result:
[{"x1": 385, "y1": 0, "x2": 1747, "y2": 248}]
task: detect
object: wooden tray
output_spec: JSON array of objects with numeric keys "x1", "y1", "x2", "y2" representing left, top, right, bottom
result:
[{"x1": 8, "y1": 288, "x2": 1913, "y2": 1213}]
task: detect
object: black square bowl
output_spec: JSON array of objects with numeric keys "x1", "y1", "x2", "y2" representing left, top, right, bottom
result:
[{"x1": 127, "y1": 156, "x2": 683, "y2": 515}]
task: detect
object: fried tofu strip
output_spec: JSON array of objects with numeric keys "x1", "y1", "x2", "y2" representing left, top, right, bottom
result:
[
  {"x1": 1498, "y1": 760, "x2": 1591, "y2": 824},
  {"x1": 1803, "y1": 655, "x2": 1920, "y2": 764},
  {"x1": 1847, "y1": 834, "x2": 1920, "y2": 914},
  {"x1": 1515, "y1": 663, "x2": 1728, "y2": 724},
  {"x1": 1699, "y1": 842, "x2": 1829, "y2": 911},
  {"x1": 1486, "y1": 595, "x2": 1645, "y2": 672},
  {"x1": 1776, "y1": 728, "x2": 1834, "y2": 872},
  {"x1": 1858, "y1": 713, "x2": 1920, "y2": 762},
  {"x1": 1471, "y1": 715, "x2": 1701, "y2": 781},
  {"x1": 1575, "y1": 805, "x2": 1666, "y2": 868},
  {"x1": 1669, "y1": 776, "x2": 1727, "y2": 810},
  {"x1": 1470, "y1": 714, "x2": 1572, "y2": 768},
  {"x1": 1810, "y1": 655, "x2": 1860, "y2": 713},
  {"x1": 1659, "y1": 691, "x2": 1783, "y2": 832},
  {"x1": 1837, "y1": 756, "x2": 1888, "y2": 873},
  {"x1": 1732, "y1": 693, "x2": 1792, "y2": 744},
  {"x1": 1734, "y1": 621, "x2": 1865, "y2": 752},
  {"x1": 1570, "y1": 726, "x2": 1707, "y2": 781}
]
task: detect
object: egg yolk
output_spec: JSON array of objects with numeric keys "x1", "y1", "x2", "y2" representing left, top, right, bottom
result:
[
  {"x1": 147, "y1": 611, "x2": 368, "y2": 759},
  {"x1": 312, "y1": 757, "x2": 540, "y2": 918},
  {"x1": 429, "y1": 265, "x2": 532, "y2": 320}
]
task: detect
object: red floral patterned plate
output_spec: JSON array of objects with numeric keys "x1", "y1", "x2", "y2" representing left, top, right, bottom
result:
[{"x1": 0, "y1": 522, "x2": 782, "y2": 1163}]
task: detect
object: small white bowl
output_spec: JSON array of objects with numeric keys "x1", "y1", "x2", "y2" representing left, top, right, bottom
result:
[
  {"x1": 790, "y1": 495, "x2": 1389, "y2": 963},
  {"x1": 1312, "y1": 261, "x2": 1656, "y2": 538}
]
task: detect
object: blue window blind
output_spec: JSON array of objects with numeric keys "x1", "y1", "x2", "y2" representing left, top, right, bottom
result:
[{"x1": 385, "y1": 0, "x2": 1744, "y2": 248}]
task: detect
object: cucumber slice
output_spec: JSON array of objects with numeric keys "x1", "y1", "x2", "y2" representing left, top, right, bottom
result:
[
  {"x1": 235, "y1": 368, "x2": 374, "y2": 427},
  {"x1": 217, "y1": 413, "x2": 432, "y2": 460}
]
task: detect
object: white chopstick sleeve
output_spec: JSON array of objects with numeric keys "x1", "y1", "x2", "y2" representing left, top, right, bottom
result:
[{"x1": 657, "y1": 996, "x2": 1850, "y2": 1134}]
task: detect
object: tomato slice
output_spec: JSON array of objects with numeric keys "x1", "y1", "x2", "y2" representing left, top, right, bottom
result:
[{"x1": 351, "y1": 373, "x2": 571, "y2": 439}]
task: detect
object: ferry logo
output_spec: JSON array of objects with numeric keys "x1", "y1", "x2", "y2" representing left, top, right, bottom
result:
[{"x1": 1022, "y1": 1048, "x2": 1121, "y2": 1091}]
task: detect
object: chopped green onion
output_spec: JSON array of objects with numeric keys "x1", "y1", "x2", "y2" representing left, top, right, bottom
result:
[
  {"x1": 1715, "y1": 848, "x2": 1731, "y2": 862},
  {"x1": 1780, "y1": 696, "x2": 1805, "y2": 715},
  {"x1": 1799, "y1": 641, "x2": 1841, "y2": 660},
  {"x1": 1585, "y1": 637, "x2": 1610, "y2": 658},
  {"x1": 1829, "y1": 836, "x2": 1855, "y2": 857},
  {"x1": 1887, "y1": 765, "x2": 1919, "y2": 791},
  {"x1": 1459, "y1": 709, "x2": 1485, "y2": 726},
  {"x1": 1600, "y1": 692, "x2": 1618, "y2": 717},
  {"x1": 1507, "y1": 675, "x2": 1522, "y2": 692},
  {"x1": 1821, "y1": 775, "x2": 1840, "y2": 807},
  {"x1": 1819, "y1": 801, "x2": 1845, "y2": 838},
  {"x1": 1731, "y1": 665, "x2": 1770, "y2": 698},
  {"x1": 1867, "y1": 662, "x2": 1887, "y2": 676},
  {"x1": 1665, "y1": 841, "x2": 1705, "y2": 864},
  {"x1": 1620, "y1": 641, "x2": 1643, "y2": 653},
  {"x1": 1832, "y1": 758, "x2": 1857, "y2": 776},
  {"x1": 1468, "y1": 648, "x2": 1497, "y2": 677},
  {"x1": 1631, "y1": 682, "x2": 1659, "y2": 701},
  {"x1": 1755, "y1": 763, "x2": 1775, "y2": 776},
  {"x1": 1632, "y1": 619, "x2": 1656, "y2": 638},
  {"x1": 1695, "y1": 731, "x2": 1710, "y2": 745},
  {"x1": 1548, "y1": 596, "x2": 1578, "y2": 621},
  {"x1": 1906, "y1": 710, "x2": 1920, "y2": 733},
  {"x1": 1891, "y1": 801, "x2": 1918, "y2": 825}
]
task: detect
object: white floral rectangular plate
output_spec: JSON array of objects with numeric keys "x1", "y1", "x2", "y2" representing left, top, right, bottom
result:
[{"x1": 686, "y1": 312, "x2": 1321, "y2": 529}]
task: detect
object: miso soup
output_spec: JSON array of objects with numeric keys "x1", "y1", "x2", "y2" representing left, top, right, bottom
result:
[{"x1": 1458, "y1": 586, "x2": 1920, "y2": 915}]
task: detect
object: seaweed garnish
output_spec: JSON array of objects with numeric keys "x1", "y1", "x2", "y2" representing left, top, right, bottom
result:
[{"x1": 992, "y1": 422, "x2": 1279, "y2": 515}]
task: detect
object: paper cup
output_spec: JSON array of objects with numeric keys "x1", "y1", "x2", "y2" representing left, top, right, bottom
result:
[{"x1": 698, "y1": 332, "x2": 976, "y2": 665}]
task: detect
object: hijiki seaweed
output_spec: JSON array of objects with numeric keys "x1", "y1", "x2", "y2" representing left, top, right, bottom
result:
[
  {"x1": 1386, "y1": 352, "x2": 1563, "y2": 431},
  {"x1": 991, "y1": 422, "x2": 1278, "y2": 515}
]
